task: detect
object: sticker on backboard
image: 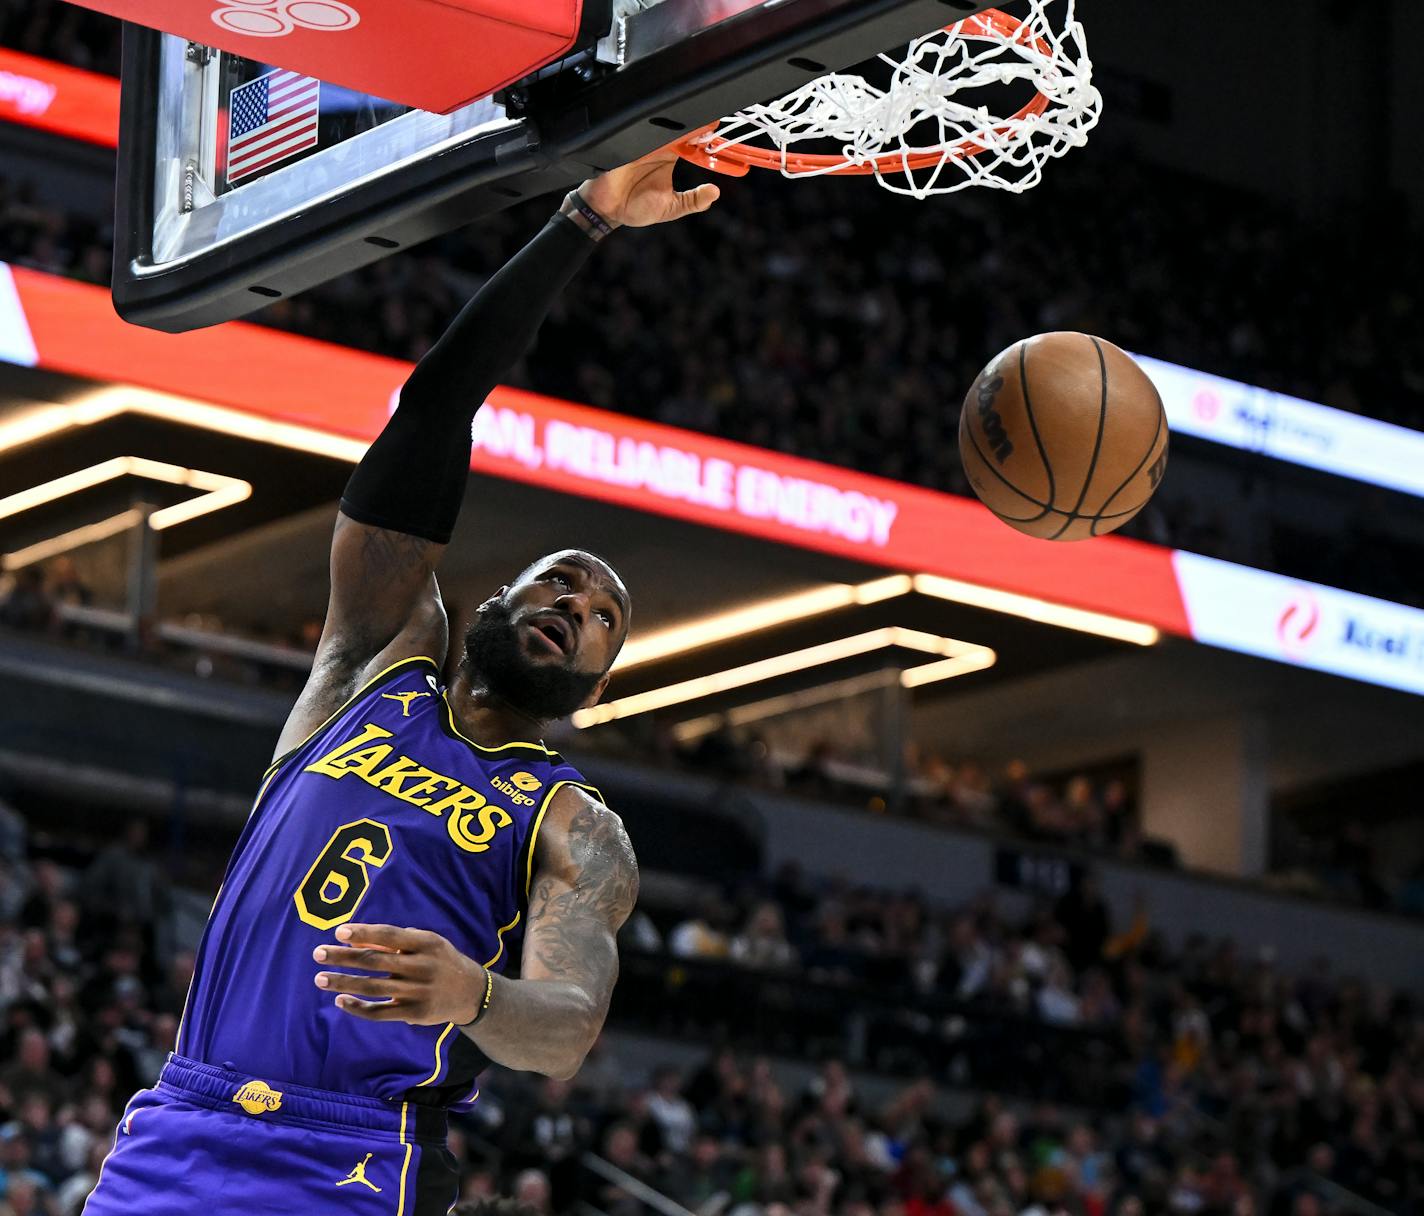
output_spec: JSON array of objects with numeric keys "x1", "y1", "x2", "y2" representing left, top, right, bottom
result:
[{"x1": 226, "y1": 68, "x2": 321, "y2": 183}]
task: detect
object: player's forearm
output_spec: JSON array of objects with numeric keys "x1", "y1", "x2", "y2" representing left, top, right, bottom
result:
[
  {"x1": 461, "y1": 973, "x2": 604, "y2": 1080},
  {"x1": 397, "y1": 209, "x2": 599, "y2": 420},
  {"x1": 340, "y1": 207, "x2": 601, "y2": 544}
]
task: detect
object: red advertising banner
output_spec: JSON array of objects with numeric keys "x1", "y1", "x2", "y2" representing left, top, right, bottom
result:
[
  {"x1": 0, "y1": 49, "x2": 120, "y2": 147},
  {"x1": 65, "y1": 0, "x2": 586, "y2": 115},
  {"x1": 5, "y1": 264, "x2": 1192, "y2": 635}
]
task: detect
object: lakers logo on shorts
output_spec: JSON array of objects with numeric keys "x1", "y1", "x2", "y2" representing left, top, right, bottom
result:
[{"x1": 232, "y1": 1079, "x2": 284, "y2": 1115}]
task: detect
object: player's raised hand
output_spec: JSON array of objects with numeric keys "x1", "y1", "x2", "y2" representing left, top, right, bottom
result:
[
  {"x1": 313, "y1": 923, "x2": 487, "y2": 1026},
  {"x1": 579, "y1": 145, "x2": 720, "y2": 228}
]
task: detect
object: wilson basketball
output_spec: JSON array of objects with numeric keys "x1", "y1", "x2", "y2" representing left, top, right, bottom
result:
[{"x1": 958, "y1": 332, "x2": 1169, "y2": 541}]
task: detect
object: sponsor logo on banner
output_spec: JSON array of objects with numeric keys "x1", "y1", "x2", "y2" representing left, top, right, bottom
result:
[
  {"x1": 1140, "y1": 353, "x2": 1424, "y2": 499},
  {"x1": 0, "y1": 50, "x2": 118, "y2": 146},
  {"x1": 212, "y1": 0, "x2": 360, "y2": 38},
  {"x1": 1174, "y1": 551, "x2": 1424, "y2": 696},
  {"x1": 0, "y1": 69, "x2": 56, "y2": 117},
  {"x1": 1276, "y1": 592, "x2": 1320, "y2": 656}
]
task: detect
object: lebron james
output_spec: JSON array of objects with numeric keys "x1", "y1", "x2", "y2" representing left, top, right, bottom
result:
[{"x1": 84, "y1": 151, "x2": 720, "y2": 1214}]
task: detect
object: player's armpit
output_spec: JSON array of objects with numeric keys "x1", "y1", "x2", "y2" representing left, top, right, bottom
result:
[
  {"x1": 466, "y1": 787, "x2": 639, "y2": 1079},
  {"x1": 271, "y1": 513, "x2": 448, "y2": 759}
]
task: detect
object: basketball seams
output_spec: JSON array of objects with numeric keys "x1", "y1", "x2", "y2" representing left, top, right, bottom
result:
[
  {"x1": 960, "y1": 407, "x2": 1054, "y2": 521},
  {"x1": 1089, "y1": 387, "x2": 1166, "y2": 537},
  {"x1": 993, "y1": 499, "x2": 1149, "y2": 525},
  {"x1": 1046, "y1": 335, "x2": 1108, "y2": 541},
  {"x1": 1017, "y1": 342, "x2": 1058, "y2": 508}
]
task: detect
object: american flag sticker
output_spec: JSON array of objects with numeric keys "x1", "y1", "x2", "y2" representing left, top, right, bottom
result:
[{"x1": 226, "y1": 69, "x2": 320, "y2": 184}]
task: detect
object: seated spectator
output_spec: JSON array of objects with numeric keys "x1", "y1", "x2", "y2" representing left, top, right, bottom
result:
[
  {"x1": 668, "y1": 897, "x2": 734, "y2": 961},
  {"x1": 645, "y1": 1068, "x2": 697, "y2": 1157},
  {"x1": 0, "y1": 569, "x2": 52, "y2": 633},
  {"x1": 729, "y1": 901, "x2": 797, "y2": 972}
]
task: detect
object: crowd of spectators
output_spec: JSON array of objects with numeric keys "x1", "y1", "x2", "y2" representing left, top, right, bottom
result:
[
  {"x1": 8, "y1": 2, "x2": 1424, "y2": 604},
  {"x1": 669, "y1": 725, "x2": 1146, "y2": 860},
  {"x1": 3, "y1": 785, "x2": 1419, "y2": 1216}
]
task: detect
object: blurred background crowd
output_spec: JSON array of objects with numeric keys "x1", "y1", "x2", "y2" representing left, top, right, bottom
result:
[
  {"x1": 6, "y1": 2, "x2": 1424, "y2": 608},
  {"x1": 0, "y1": 797, "x2": 1419, "y2": 1216}
]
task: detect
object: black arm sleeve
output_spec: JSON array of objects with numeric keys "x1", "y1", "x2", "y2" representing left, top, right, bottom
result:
[{"x1": 340, "y1": 213, "x2": 599, "y2": 544}]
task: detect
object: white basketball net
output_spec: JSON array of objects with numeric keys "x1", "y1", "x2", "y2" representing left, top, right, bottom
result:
[{"x1": 698, "y1": 0, "x2": 1101, "y2": 197}]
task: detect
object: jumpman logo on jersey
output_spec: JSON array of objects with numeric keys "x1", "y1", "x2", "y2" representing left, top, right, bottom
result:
[
  {"x1": 381, "y1": 690, "x2": 432, "y2": 717},
  {"x1": 335, "y1": 1153, "x2": 382, "y2": 1191}
]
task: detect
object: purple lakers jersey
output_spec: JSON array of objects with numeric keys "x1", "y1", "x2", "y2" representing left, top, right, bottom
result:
[{"x1": 177, "y1": 655, "x2": 597, "y2": 1106}]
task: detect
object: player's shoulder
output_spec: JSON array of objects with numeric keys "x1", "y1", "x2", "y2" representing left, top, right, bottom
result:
[{"x1": 538, "y1": 783, "x2": 637, "y2": 872}]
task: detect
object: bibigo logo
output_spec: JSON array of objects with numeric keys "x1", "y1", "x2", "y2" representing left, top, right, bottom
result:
[
  {"x1": 1276, "y1": 592, "x2": 1320, "y2": 657},
  {"x1": 212, "y1": 0, "x2": 360, "y2": 38}
]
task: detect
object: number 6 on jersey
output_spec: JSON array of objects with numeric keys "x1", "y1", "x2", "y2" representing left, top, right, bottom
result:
[{"x1": 294, "y1": 819, "x2": 394, "y2": 930}]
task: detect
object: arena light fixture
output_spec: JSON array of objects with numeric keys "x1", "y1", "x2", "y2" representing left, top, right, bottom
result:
[
  {"x1": 613, "y1": 574, "x2": 913, "y2": 671},
  {"x1": 0, "y1": 456, "x2": 252, "y2": 531},
  {"x1": 0, "y1": 388, "x2": 366, "y2": 464},
  {"x1": 912, "y1": 574, "x2": 1160, "y2": 645},
  {"x1": 1, "y1": 509, "x2": 144, "y2": 571},
  {"x1": 573, "y1": 627, "x2": 996, "y2": 728},
  {"x1": 672, "y1": 669, "x2": 903, "y2": 742},
  {"x1": 900, "y1": 649, "x2": 1000, "y2": 687}
]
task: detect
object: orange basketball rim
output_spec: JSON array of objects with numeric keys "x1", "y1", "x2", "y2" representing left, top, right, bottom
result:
[{"x1": 677, "y1": 8, "x2": 1053, "y2": 179}]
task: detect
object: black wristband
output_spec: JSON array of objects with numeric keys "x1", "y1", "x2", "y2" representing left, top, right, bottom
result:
[
  {"x1": 559, "y1": 190, "x2": 616, "y2": 242},
  {"x1": 462, "y1": 966, "x2": 494, "y2": 1028}
]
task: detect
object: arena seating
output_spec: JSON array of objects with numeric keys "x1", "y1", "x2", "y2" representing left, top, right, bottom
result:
[{"x1": 0, "y1": 799, "x2": 1417, "y2": 1216}]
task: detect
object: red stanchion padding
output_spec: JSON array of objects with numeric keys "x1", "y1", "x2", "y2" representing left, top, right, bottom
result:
[{"x1": 70, "y1": 0, "x2": 588, "y2": 114}]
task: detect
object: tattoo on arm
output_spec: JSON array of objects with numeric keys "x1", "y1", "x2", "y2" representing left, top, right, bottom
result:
[
  {"x1": 460, "y1": 798, "x2": 637, "y2": 1077},
  {"x1": 526, "y1": 802, "x2": 639, "y2": 1010},
  {"x1": 348, "y1": 518, "x2": 437, "y2": 582},
  {"x1": 326, "y1": 514, "x2": 443, "y2": 656}
]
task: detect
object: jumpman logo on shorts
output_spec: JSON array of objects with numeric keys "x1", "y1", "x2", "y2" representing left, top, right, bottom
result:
[
  {"x1": 381, "y1": 691, "x2": 432, "y2": 717},
  {"x1": 335, "y1": 1153, "x2": 382, "y2": 1192}
]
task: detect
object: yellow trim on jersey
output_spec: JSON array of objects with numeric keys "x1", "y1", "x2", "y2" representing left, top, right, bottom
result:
[
  {"x1": 250, "y1": 765, "x2": 283, "y2": 816},
  {"x1": 417, "y1": 912, "x2": 523, "y2": 1089},
  {"x1": 416, "y1": 1023, "x2": 457, "y2": 1088},
  {"x1": 268, "y1": 654, "x2": 438, "y2": 775},
  {"x1": 483, "y1": 911, "x2": 522, "y2": 971},
  {"x1": 440, "y1": 692, "x2": 558, "y2": 757},
  {"x1": 524, "y1": 779, "x2": 605, "y2": 899},
  {"x1": 397, "y1": 1101, "x2": 413, "y2": 1216}
]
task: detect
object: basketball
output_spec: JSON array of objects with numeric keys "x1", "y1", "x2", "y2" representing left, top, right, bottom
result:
[{"x1": 958, "y1": 332, "x2": 1169, "y2": 541}]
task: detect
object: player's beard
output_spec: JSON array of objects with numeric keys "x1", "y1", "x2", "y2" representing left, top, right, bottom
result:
[{"x1": 462, "y1": 599, "x2": 604, "y2": 722}]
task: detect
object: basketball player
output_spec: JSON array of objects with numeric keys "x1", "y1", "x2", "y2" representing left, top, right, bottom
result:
[{"x1": 83, "y1": 150, "x2": 720, "y2": 1215}]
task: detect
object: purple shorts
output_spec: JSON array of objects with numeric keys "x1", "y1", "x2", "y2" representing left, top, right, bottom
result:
[{"x1": 83, "y1": 1055, "x2": 457, "y2": 1216}]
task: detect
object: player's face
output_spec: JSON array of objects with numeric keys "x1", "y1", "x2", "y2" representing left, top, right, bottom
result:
[{"x1": 462, "y1": 551, "x2": 630, "y2": 721}]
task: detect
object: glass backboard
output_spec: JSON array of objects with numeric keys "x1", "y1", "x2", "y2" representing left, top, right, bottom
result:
[{"x1": 113, "y1": 0, "x2": 994, "y2": 332}]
